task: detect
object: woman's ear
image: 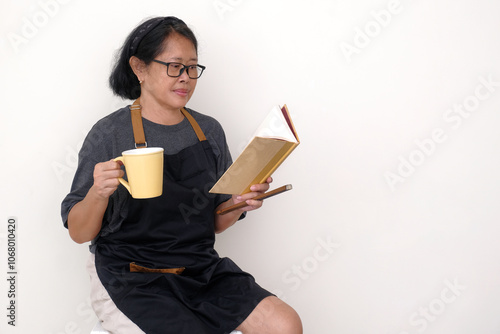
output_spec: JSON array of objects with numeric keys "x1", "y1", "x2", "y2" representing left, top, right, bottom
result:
[{"x1": 129, "y1": 56, "x2": 147, "y2": 82}]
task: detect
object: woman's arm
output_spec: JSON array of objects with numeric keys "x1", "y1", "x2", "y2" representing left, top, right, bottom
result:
[
  {"x1": 214, "y1": 177, "x2": 272, "y2": 233},
  {"x1": 67, "y1": 160, "x2": 124, "y2": 244}
]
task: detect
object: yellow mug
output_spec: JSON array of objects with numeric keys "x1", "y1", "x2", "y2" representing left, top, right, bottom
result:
[{"x1": 113, "y1": 147, "x2": 164, "y2": 199}]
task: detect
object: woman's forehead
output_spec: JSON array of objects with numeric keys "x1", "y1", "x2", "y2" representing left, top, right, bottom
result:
[{"x1": 159, "y1": 33, "x2": 197, "y2": 57}]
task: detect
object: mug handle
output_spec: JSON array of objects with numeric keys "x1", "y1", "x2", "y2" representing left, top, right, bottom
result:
[{"x1": 113, "y1": 156, "x2": 131, "y2": 194}]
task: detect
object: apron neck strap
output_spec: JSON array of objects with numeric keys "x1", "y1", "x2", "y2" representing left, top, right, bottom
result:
[
  {"x1": 180, "y1": 107, "x2": 206, "y2": 142},
  {"x1": 130, "y1": 98, "x2": 147, "y2": 148},
  {"x1": 129, "y1": 99, "x2": 207, "y2": 147}
]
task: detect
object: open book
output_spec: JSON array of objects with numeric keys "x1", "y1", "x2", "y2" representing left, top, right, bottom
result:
[{"x1": 210, "y1": 104, "x2": 300, "y2": 195}]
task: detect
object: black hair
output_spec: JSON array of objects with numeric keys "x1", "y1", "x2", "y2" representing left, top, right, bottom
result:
[{"x1": 109, "y1": 16, "x2": 198, "y2": 100}]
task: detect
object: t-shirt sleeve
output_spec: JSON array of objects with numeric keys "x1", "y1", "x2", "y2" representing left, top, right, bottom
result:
[
  {"x1": 60, "y1": 111, "x2": 126, "y2": 229},
  {"x1": 60, "y1": 125, "x2": 108, "y2": 228}
]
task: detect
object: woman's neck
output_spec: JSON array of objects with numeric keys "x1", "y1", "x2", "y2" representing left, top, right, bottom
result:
[{"x1": 139, "y1": 96, "x2": 185, "y2": 125}]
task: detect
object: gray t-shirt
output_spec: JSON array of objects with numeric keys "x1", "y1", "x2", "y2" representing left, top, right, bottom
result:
[{"x1": 61, "y1": 105, "x2": 233, "y2": 252}]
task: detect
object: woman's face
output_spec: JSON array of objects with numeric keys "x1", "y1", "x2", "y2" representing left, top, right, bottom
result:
[{"x1": 141, "y1": 33, "x2": 198, "y2": 112}]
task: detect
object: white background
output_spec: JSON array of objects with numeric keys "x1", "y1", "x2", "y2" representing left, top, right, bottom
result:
[{"x1": 1, "y1": 0, "x2": 500, "y2": 333}]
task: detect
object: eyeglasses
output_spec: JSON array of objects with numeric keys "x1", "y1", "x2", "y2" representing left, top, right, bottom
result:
[{"x1": 152, "y1": 60, "x2": 206, "y2": 79}]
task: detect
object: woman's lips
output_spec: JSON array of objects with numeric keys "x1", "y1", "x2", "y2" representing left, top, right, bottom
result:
[{"x1": 174, "y1": 89, "x2": 188, "y2": 97}]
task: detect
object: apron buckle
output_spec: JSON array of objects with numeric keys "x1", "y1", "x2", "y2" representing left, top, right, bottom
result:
[{"x1": 135, "y1": 141, "x2": 147, "y2": 149}]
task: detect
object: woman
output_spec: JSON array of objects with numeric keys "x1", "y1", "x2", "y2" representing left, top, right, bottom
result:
[{"x1": 61, "y1": 16, "x2": 302, "y2": 334}]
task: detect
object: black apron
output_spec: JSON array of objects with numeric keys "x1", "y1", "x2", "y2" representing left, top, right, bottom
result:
[{"x1": 94, "y1": 103, "x2": 272, "y2": 334}]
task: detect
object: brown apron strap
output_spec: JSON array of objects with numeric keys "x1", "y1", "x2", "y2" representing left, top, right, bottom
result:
[
  {"x1": 130, "y1": 98, "x2": 147, "y2": 148},
  {"x1": 180, "y1": 107, "x2": 207, "y2": 142},
  {"x1": 129, "y1": 262, "x2": 185, "y2": 275}
]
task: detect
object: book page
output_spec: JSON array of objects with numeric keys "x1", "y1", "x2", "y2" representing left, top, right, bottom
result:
[{"x1": 252, "y1": 105, "x2": 298, "y2": 142}]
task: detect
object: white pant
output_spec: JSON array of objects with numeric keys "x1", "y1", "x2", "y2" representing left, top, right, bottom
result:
[{"x1": 87, "y1": 253, "x2": 145, "y2": 334}]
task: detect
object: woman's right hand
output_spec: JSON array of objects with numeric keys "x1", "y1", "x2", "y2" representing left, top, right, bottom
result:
[
  {"x1": 92, "y1": 160, "x2": 125, "y2": 199},
  {"x1": 68, "y1": 159, "x2": 124, "y2": 243}
]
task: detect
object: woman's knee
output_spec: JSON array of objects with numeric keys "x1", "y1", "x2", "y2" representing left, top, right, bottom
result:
[
  {"x1": 275, "y1": 298, "x2": 302, "y2": 334},
  {"x1": 239, "y1": 296, "x2": 302, "y2": 334}
]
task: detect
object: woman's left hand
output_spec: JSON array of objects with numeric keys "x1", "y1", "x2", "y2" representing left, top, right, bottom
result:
[
  {"x1": 214, "y1": 177, "x2": 273, "y2": 233},
  {"x1": 231, "y1": 177, "x2": 273, "y2": 212}
]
